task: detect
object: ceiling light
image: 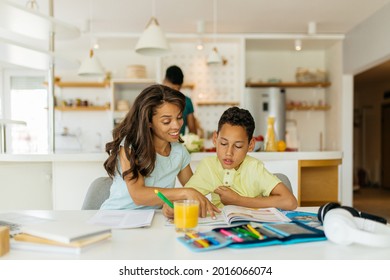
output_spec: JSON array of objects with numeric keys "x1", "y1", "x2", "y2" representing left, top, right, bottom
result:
[
  {"x1": 207, "y1": 47, "x2": 222, "y2": 64},
  {"x1": 196, "y1": 20, "x2": 205, "y2": 51},
  {"x1": 25, "y1": 0, "x2": 39, "y2": 10},
  {"x1": 196, "y1": 40, "x2": 204, "y2": 51},
  {"x1": 308, "y1": 21, "x2": 317, "y2": 35},
  {"x1": 135, "y1": 0, "x2": 170, "y2": 56},
  {"x1": 294, "y1": 39, "x2": 302, "y2": 51},
  {"x1": 207, "y1": 0, "x2": 222, "y2": 65},
  {"x1": 78, "y1": 0, "x2": 104, "y2": 76},
  {"x1": 78, "y1": 49, "x2": 105, "y2": 76},
  {"x1": 93, "y1": 38, "x2": 99, "y2": 50}
]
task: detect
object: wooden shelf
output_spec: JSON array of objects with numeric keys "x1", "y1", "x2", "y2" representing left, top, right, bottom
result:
[
  {"x1": 196, "y1": 101, "x2": 240, "y2": 106},
  {"x1": 245, "y1": 82, "x2": 331, "y2": 88},
  {"x1": 182, "y1": 83, "x2": 195, "y2": 90},
  {"x1": 55, "y1": 106, "x2": 109, "y2": 112},
  {"x1": 54, "y1": 81, "x2": 110, "y2": 88},
  {"x1": 286, "y1": 105, "x2": 331, "y2": 111}
]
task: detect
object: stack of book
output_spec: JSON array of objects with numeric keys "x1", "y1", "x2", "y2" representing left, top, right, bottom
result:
[{"x1": 11, "y1": 221, "x2": 111, "y2": 254}]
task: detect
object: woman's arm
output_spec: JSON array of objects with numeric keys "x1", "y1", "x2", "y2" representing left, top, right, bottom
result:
[
  {"x1": 177, "y1": 164, "x2": 193, "y2": 186},
  {"x1": 120, "y1": 148, "x2": 219, "y2": 217},
  {"x1": 214, "y1": 183, "x2": 298, "y2": 210}
]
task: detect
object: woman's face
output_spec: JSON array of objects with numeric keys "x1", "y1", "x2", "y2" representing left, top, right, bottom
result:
[{"x1": 150, "y1": 102, "x2": 183, "y2": 142}]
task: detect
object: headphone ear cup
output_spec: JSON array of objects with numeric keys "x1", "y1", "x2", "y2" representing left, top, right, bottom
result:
[
  {"x1": 318, "y1": 202, "x2": 341, "y2": 223},
  {"x1": 323, "y1": 208, "x2": 357, "y2": 245}
]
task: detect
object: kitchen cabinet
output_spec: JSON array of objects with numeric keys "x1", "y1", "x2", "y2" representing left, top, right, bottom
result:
[
  {"x1": 54, "y1": 106, "x2": 109, "y2": 112},
  {"x1": 245, "y1": 82, "x2": 331, "y2": 88},
  {"x1": 298, "y1": 159, "x2": 342, "y2": 206},
  {"x1": 53, "y1": 80, "x2": 111, "y2": 112},
  {"x1": 111, "y1": 79, "x2": 155, "y2": 125}
]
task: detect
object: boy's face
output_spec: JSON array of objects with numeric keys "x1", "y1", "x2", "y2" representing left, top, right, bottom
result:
[{"x1": 213, "y1": 123, "x2": 255, "y2": 170}]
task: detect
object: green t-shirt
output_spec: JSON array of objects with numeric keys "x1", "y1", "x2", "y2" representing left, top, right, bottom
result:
[{"x1": 181, "y1": 96, "x2": 194, "y2": 135}]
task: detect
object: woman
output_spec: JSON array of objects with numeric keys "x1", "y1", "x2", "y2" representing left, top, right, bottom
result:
[{"x1": 100, "y1": 84, "x2": 218, "y2": 217}]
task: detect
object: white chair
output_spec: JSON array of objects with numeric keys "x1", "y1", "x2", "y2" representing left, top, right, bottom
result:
[{"x1": 81, "y1": 177, "x2": 112, "y2": 210}]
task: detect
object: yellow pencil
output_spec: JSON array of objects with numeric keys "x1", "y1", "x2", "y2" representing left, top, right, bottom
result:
[
  {"x1": 186, "y1": 233, "x2": 209, "y2": 248},
  {"x1": 246, "y1": 224, "x2": 264, "y2": 240}
]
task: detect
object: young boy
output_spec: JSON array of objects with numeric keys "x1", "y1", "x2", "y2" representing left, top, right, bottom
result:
[{"x1": 185, "y1": 107, "x2": 298, "y2": 210}]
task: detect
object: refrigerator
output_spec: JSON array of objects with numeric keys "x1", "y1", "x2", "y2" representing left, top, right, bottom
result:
[{"x1": 243, "y1": 87, "x2": 286, "y2": 141}]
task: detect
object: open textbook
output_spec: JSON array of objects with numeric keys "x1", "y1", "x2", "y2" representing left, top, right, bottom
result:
[
  {"x1": 222, "y1": 205, "x2": 291, "y2": 224},
  {"x1": 168, "y1": 205, "x2": 291, "y2": 226}
]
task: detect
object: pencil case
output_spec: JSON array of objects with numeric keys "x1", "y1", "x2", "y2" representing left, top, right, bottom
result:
[{"x1": 177, "y1": 221, "x2": 326, "y2": 252}]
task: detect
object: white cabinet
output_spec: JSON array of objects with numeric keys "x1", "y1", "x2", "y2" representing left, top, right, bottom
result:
[{"x1": 111, "y1": 79, "x2": 155, "y2": 125}]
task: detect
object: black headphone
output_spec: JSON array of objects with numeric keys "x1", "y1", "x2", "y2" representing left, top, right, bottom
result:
[{"x1": 318, "y1": 202, "x2": 387, "y2": 225}]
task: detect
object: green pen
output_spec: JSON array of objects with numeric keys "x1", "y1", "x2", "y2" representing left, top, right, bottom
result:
[
  {"x1": 154, "y1": 189, "x2": 174, "y2": 208},
  {"x1": 236, "y1": 227, "x2": 260, "y2": 239}
]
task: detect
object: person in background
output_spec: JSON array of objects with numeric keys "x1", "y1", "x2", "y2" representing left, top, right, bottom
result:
[
  {"x1": 100, "y1": 84, "x2": 219, "y2": 218},
  {"x1": 163, "y1": 65, "x2": 197, "y2": 135},
  {"x1": 184, "y1": 106, "x2": 298, "y2": 210}
]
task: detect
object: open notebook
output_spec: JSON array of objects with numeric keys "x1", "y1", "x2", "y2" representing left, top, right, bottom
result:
[{"x1": 87, "y1": 209, "x2": 155, "y2": 229}]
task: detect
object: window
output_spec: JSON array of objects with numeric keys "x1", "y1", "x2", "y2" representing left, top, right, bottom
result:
[{"x1": 5, "y1": 75, "x2": 49, "y2": 153}]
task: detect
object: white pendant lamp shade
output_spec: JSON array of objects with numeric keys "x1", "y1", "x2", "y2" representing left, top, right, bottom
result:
[
  {"x1": 207, "y1": 47, "x2": 222, "y2": 65},
  {"x1": 135, "y1": 17, "x2": 170, "y2": 56},
  {"x1": 78, "y1": 49, "x2": 105, "y2": 76}
]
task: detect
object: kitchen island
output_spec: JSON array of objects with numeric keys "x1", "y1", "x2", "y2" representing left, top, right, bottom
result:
[{"x1": 0, "y1": 151, "x2": 342, "y2": 210}]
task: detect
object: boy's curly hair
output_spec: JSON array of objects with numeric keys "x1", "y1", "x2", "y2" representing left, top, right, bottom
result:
[{"x1": 217, "y1": 106, "x2": 255, "y2": 142}]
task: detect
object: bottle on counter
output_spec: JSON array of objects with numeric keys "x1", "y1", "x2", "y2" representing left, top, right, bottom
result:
[{"x1": 265, "y1": 116, "x2": 277, "y2": 152}]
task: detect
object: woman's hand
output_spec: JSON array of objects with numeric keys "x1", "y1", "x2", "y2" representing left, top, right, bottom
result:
[
  {"x1": 182, "y1": 188, "x2": 220, "y2": 218},
  {"x1": 162, "y1": 203, "x2": 174, "y2": 219}
]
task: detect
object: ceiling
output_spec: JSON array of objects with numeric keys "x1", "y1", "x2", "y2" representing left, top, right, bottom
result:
[
  {"x1": 7, "y1": 0, "x2": 390, "y2": 39},
  {"x1": 3, "y1": 0, "x2": 390, "y2": 80}
]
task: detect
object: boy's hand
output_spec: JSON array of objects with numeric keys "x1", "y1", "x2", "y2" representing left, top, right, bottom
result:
[
  {"x1": 162, "y1": 203, "x2": 174, "y2": 219},
  {"x1": 214, "y1": 186, "x2": 241, "y2": 206}
]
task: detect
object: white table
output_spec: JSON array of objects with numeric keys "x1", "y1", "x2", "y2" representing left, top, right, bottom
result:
[{"x1": 1, "y1": 208, "x2": 390, "y2": 260}]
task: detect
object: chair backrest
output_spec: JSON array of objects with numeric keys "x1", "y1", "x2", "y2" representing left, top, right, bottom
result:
[
  {"x1": 81, "y1": 177, "x2": 113, "y2": 210},
  {"x1": 274, "y1": 173, "x2": 293, "y2": 194}
]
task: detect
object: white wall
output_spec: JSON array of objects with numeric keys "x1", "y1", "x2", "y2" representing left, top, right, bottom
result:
[
  {"x1": 343, "y1": 3, "x2": 390, "y2": 74},
  {"x1": 325, "y1": 41, "x2": 343, "y2": 151}
]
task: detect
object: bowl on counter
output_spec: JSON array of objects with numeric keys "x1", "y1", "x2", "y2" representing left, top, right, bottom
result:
[{"x1": 254, "y1": 141, "x2": 264, "y2": 152}]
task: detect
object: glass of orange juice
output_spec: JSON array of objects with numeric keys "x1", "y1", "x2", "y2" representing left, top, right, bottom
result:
[{"x1": 174, "y1": 200, "x2": 199, "y2": 232}]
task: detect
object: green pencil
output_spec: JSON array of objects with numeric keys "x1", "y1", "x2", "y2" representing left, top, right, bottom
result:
[{"x1": 154, "y1": 190, "x2": 174, "y2": 208}]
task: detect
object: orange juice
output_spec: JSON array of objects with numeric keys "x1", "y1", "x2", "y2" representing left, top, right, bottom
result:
[{"x1": 174, "y1": 200, "x2": 199, "y2": 232}]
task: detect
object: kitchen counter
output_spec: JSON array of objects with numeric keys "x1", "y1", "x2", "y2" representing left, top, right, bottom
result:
[
  {"x1": 191, "y1": 151, "x2": 342, "y2": 161},
  {"x1": 0, "y1": 152, "x2": 107, "y2": 162},
  {"x1": 0, "y1": 151, "x2": 343, "y2": 210},
  {"x1": 0, "y1": 151, "x2": 342, "y2": 162}
]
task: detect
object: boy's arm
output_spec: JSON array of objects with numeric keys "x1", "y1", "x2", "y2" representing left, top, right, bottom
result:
[
  {"x1": 184, "y1": 160, "x2": 214, "y2": 195},
  {"x1": 214, "y1": 183, "x2": 298, "y2": 210}
]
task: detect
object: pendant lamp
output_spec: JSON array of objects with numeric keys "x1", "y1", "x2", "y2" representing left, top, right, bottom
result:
[
  {"x1": 207, "y1": 47, "x2": 222, "y2": 64},
  {"x1": 78, "y1": 49, "x2": 105, "y2": 76},
  {"x1": 78, "y1": 0, "x2": 105, "y2": 76},
  {"x1": 207, "y1": 0, "x2": 222, "y2": 65},
  {"x1": 135, "y1": 0, "x2": 170, "y2": 56}
]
